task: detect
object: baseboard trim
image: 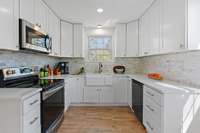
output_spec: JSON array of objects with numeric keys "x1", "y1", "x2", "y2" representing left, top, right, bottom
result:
[{"x1": 70, "y1": 103, "x2": 129, "y2": 107}]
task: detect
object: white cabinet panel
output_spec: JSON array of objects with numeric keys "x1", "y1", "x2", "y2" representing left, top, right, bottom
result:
[
  {"x1": 115, "y1": 24, "x2": 127, "y2": 57},
  {"x1": 100, "y1": 87, "x2": 114, "y2": 104},
  {"x1": 161, "y1": 0, "x2": 186, "y2": 53},
  {"x1": 0, "y1": 0, "x2": 19, "y2": 50},
  {"x1": 127, "y1": 21, "x2": 139, "y2": 57},
  {"x1": 188, "y1": 0, "x2": 200, "y2": 50},
  {"x1": 84, "y1": 87, "x2": 99, "y2": 103},
  {"x1": 65, "y1": 80, "x2": 71, "y2": 111},
  {"x1": 113, "y1": 77, "x2": 128, "y2": 104},
  {"x1": 69, "y1": 77, "x2": 84, "y2": 103},
  {"x1": 49, "y1": 10, "x2": 60, "y2": 56},
  {"x1": 127, "y1": 78, "x2": 132, "y2": 108},
  {"x1": 20, "y1": 0, "x2": 35, "y2": 24},
  {"x1": 35, "y1": 0, "x2": 48, "y2": 33},
  {"x1": 61, "y1": 21, "x2": 73, "y2": 57},
  {"x1": 74, "y1": 24, "x2": 84, "y2": 57}
]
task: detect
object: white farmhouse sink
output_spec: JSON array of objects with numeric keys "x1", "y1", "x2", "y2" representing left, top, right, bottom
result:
[{"x1": 85, "y1": 74, "x2": 112, "y2": 86}]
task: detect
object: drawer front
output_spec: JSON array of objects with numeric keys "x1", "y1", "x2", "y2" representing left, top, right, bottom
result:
[
  {"x1": 23, "y1": 105, "x2": 41, "y2": 133},
  {"x1": 144, "y1": 86, "x2": 163, "y2": 106},
  {"x1": 144, "y1": 94, "x2": 161, "y2": 122},
  {"x1": 143, "y1": 108, "x2": 161, "y2": 133},
  {"x1": 23, "y1": 93, "x2": 40, "y2": 114}
]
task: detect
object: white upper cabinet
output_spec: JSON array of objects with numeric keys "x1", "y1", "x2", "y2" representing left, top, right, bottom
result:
[
  {"x1": 35, "y1": 0, "x2": 48, "y2": 33},
  {"x1": 49, "y1": 10, "x2": 60, "y2": 56},
  {"x1": 20, "y1": 0, "x2": 35, "y2": 24},
  {"x1": 127, "y1": 21, "x2": 139, "y2": 57},
  {"x1": 188, "y1": 0, "x2": 200, "y2": 50},
  {"x1": 73, "y1": 24, "x2": 84, "y2": 57},
  {"x1": 139, "y1": 0, "x2": 161, "y2": 56},
  {"x1": 0, "y1": 0, "x2": 19, "y2": 50},
  {"x1": 161, "y1": 0, "x2": 186, "y2": 53},
  {"x1": 61, "y1": 21, "x2": 73, "y2": 57},
  {"x1": 115, "y1": 24, "x2": 127, "y2": 57}
]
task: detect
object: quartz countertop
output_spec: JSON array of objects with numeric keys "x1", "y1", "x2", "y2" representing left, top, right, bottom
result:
[
  {"x1": 0, "y1": 88, "x2": 42, "y2": 100},
  {"x1": 43, "y1": 73, "x2": 200, "y2": 94}
]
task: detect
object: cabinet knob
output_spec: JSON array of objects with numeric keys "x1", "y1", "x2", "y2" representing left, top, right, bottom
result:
[{"x1": 180, "y1": 44, "x2": 185, "y2": 49}]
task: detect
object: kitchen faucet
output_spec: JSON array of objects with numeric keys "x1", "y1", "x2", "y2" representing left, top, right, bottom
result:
[{"x1": 98, "y1": 62, "x2": 103, "y2": 73}]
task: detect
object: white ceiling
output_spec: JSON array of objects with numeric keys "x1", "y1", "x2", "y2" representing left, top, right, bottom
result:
[{"x1": 44, "y1": 0, "x2": 154, "y2": 27}]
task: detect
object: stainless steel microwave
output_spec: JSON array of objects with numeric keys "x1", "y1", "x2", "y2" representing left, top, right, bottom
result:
[{"x1": 19, "y1": 19, "x2": 52, "y2": 54}]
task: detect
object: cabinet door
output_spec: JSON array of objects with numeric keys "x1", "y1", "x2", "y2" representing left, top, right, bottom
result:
[
  {"x1": 127, "y1": 21, "x2": 139, "y2": 57},
  {"x1": 127, "y1": 78, "x2": 132, "y2": 108},
  {"x1": 49, "y1": 10, "x2": 60, "y2": 56},
  {"x1": 69, "y1": 78, "x2": 84, "y2": 103},
  {"x1": 113, "y1": 77, "x2": 128, "y2": 104},
  {"x1": 0, "y1": 0, "x2": 19, "y2": 50},
  {"x1": 65, "y1": 80, "x2": 71, "y2": 111},
  {"x1": 35, "y1": 0, "x2": 48, "y2": 32},
  {"x1": 139, "y1": 12, "x2": 151, "y2": 56},
  {"x1": 188, "y1": 0, "x2": 200, "y2": 50},
  {"x1": 100, "y1": 87, "x2": 114, "y2": 104},
  {"x1": 20, "y1": 0, "x2": 35, "y2": 24},
  {"x1": 61, "y1": 21, "x2": 73, "y2": 57},
  {"x1": 148, "y1": 0, "x2": 161, "y2": 55},
  {"x1": 73, "y1": 24, "x2": 83, "y2": 57},
  {"x1": 161, "y1": 0, "x2": 186, "y2": 53},
  {"x1": 115, "y1": 24, "x2": 127, "y2": 57},
  {"x1": 84, "y1": 87, "x2": 99, "y2": 103}
]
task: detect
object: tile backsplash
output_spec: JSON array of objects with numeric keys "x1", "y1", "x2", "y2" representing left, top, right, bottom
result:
[
  {"x1": 0, "y1": 51, "x2": 59, "y2": 68},
  {"x1": 141, "y1": 50, "x2": 200, "y2": 87},
  {"x1": 61, "y1": 58, "x2": 141, "y2": 74}
]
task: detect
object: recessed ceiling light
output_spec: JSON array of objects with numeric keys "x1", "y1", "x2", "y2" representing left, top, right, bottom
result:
[
  {"x1": 97, "y1": 8, "x2": 104, "y2": 13},
  {"x1": 97, "y1": 25, "x2": 103, "y2": 28}
]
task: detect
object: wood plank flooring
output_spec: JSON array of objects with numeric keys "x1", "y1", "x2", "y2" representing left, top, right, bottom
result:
[{"x1": 57, "y1": 107, "x2": 147, "y2": 133}]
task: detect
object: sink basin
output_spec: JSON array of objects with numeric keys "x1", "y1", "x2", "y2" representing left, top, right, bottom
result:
[{"x1": 85, "y1": 74, "x2": 112, "y2": 86}]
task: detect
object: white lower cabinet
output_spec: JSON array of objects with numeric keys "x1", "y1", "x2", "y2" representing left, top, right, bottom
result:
[
  {"x1": 100, "y1": 87, "x2": 114, "y2": 104},
  {"x1": 84, "y1": 87, "x2": 99, "y2": 103},
  {"x1": 112, "y1": 76, "x2": 128, "y2": 104},
  {"x1": 127, "y1": 78, "x2": 132, "y2": 108}
]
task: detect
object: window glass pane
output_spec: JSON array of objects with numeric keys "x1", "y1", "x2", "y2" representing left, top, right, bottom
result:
[{"x1": 88, "y1": 36, "x2": 112, "y2": 62}]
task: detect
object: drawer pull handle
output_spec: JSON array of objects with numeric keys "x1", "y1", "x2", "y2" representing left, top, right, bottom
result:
[
  {"x1": 30, "y1": 117, "x2": 38, "y2": 125},
  {"x1": 146, "y1": 105, "x2": 155, "y2": 112},
  {"x1": 146, "y1": 121, "x2": 154, "y2": 131},
  {"x1": 29, "y1": 100, "x2": 39, "y2": 106},
  {"x1": 146, "y1": 91, "x2": 154, "y2": 97}
]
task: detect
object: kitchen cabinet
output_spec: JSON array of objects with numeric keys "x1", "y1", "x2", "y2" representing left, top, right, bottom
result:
[
  {"x1": 61, "y1": 21, "x2": 73, "y2": 57},
  {"x1": 49, "y1": 10, "x2": 60, "y2": 56},
  {"x1": 127, "y1": 21, "x2": 139, "y2": 57},
  {"x1": 115, "y1": 24, "x2": 127, "y2": 57},
  {"x1": 20, "y1": 0, "x2": 35, "y2": 24},
  {"x1": 69, "y1": 77, "x2": 84, "y2": 104},
  {"x1": 127, "y1": 78, "x2": 132, "y2": 108},
  {"x1": 73, "y1": 24, "x2": 84, "y2": 57},
  {"x1": 188, "y1": 0, "x2": 200, "y2": 50},
  {"x1": 0, "y1": 0, "x2": 19, "y2": 51},
  {"x1": 35, "y1": 0, "x2": 48, "y2": 33},
  {"x1": 100, "y1": 87, "x2": 114, "y2": 103},
  {"x1": 84, "y1": 87, "x2": 99, "y2": 103},
  {"x1": 112, "y1": 76, "x2": 128, "y2": 104},
  {"x1": 139, "y1": 0, "x2": 161, "y2": 56},
  {"x1": 64, "y1": 79, "x2": 71, "y2": 111},
  {"x1": 160, "y1": 0, "x2": 186, "y2": 53}
]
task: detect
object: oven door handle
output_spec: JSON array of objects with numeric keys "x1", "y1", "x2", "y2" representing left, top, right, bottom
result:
[{"x1": 43, "y1": 85, "x2": 64, "y2": 100}]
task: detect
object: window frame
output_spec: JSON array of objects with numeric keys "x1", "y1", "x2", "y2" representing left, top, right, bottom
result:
[{"x1": 87, "y1": 35, "x2": 113, "y2": 62}]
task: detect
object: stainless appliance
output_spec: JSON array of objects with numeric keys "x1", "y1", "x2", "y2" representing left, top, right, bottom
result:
[
  {"x1": 58, "y1": 62, "x2": 69, "y2": 74},
  {"x1": 0, "y1": 67, "x2": 65, "y2": 133},
  {"x1": 19, "y1": 19, "x2": 52, "y2": 53},
  {"x1": 132, "y1": 79, "x2": 143, "y2": 123}
]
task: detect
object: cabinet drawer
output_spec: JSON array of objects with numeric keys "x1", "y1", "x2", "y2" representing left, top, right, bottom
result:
[
  {"x1": 144, "y1": 94, "x2": 161, "y2": 121},
  {"x1": 143, "y1": 110, "x2": 161, "y2": 133},
  {"x1": 23, "y1": 105, "x2": 41, "y2": 133},
  {"x1": 23, "y1": 93, "x2": 40, "y2": 114},
  {"x1": 144, "y1": 86, "x2": 163, "y2": 106}
]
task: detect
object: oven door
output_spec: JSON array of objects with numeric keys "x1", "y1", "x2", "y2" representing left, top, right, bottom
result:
[
  {"x1": 41, "y1": 85, "x2": 64, "y2": 133},
  {"x1": 19, "y1": 19, "x2": 52, "y2": 53}
]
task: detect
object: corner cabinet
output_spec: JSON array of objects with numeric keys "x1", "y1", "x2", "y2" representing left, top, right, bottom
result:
[
  {"x1": 61, "y1": 21, "x2": 73, "y2": 57},
  {"x1": 73, "y1": 24, "x2": 84, "y2": 57},
  {"x1": 0, "y1": 0, "x2": 19, "y2": 51}
]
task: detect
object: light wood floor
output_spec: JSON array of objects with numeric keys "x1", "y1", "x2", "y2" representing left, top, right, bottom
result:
[{"x1": 57, "y1": 106, "x2": 147, "y2": 133}]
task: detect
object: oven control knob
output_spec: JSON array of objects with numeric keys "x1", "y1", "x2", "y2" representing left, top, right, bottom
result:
[{"x1": 6, "y1": 70, "x2": 12, "y2": 75}]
